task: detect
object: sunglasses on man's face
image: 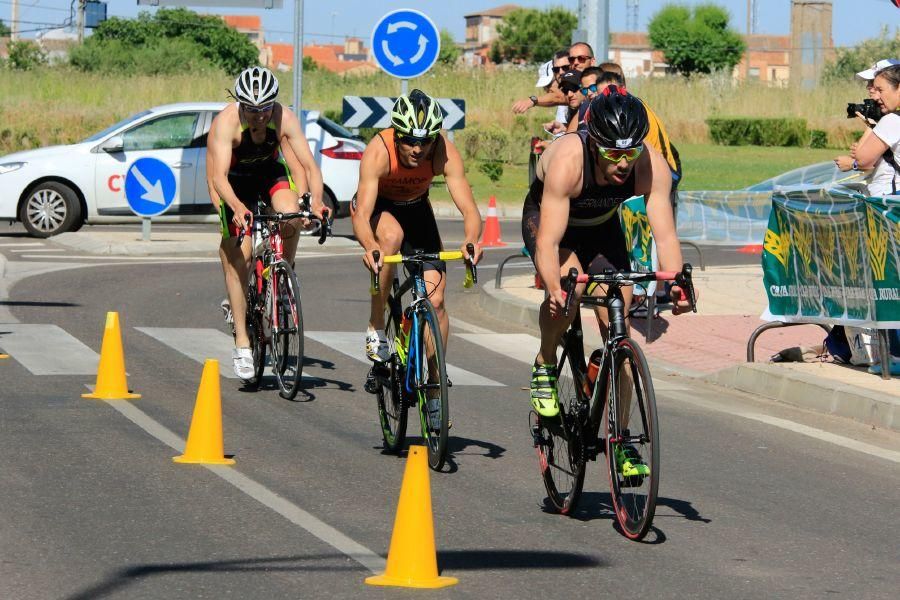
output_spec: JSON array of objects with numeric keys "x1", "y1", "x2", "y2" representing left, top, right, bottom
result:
[
  {"x1": 597, "y1": 144, "x2": 644, "y2": 163},
  {"x1": 552, "y1": 65, "x2": 569, "y2": 73},
  {"x1": 580, "y1": 84, "x2": 599, "y2": 96},
  {"x1": 398, "y1": 135, "x2": 436, "y2": 148},
  {"x1": 561, "y1": 86, "x2": 581, "y2": 95},
  {"x1": 242, "y1": 103, "x2": 274, "y2": 114},
  {"x1": 569, "y1": 54, "x2": 592, "y2": 63}
]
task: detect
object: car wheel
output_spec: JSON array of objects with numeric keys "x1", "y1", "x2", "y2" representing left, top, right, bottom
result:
[
  {"x1": 299, "y1": 190, "x2": 337, "y2": 236},
  {"x1": 19, "y1": 181, "x2": 82, "y2": 238}
]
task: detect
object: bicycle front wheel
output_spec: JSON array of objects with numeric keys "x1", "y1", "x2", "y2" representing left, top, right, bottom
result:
[
  {"x1": 271, "y1": 261, "x2": 304, "y2": 400},
  {"x1": 376, "y1": 284, "x2": 408, "y2": 452},
  {"x1": 604, "y1": 337, "x2": 659, "y2": 540},
  {"x1": 416, "y1": 300, "x2": 449, "y2": 471},
  {"x1": 535, "y1": 338, "x2": 587, "y2": 515}
]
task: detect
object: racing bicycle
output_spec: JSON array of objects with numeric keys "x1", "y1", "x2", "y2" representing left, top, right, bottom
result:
[
  {"x1": 531, "y1": 264, "x2": 696, "y2": 540},
  {"x1": 368, "y1": 245, "x2": 477, "y2": 471},
  {"x1": 235, "y1": 192, "x2": 329, "y2": 400}
]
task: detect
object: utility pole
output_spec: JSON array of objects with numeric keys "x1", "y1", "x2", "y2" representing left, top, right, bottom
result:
[
  {"x1": 77, "y1": 0, "x2": 86, "y2": 44},
  {"x1": 573, "y1": 0, "x2": 610, "y2": 63},
  {"x1": 10, "y1": 0, "x2": 18, "y2": 41},
  {"x1": 291, "y1": 0, "x2": 304, "y2": 111},
  {"x1": 745, "y1": 0, "x2": 751, "y2": 80}
]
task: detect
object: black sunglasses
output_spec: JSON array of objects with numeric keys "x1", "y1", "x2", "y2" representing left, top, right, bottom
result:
[
  {"x1": 551, "y1": 66, "x2": 568, "y2": 73},
  {"x1": 398, "y1": 135, "x2": 436, "y2": 147}
]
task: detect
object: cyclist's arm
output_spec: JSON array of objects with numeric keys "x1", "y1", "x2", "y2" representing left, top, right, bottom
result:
[
  {"x1": 535, "y1": 141, "x2": 579, "y2": 296},
  {"x1": 279, "y1": 140, "x2": 310, "y2": 196},
  {"x1": 278, "y1": 108, "x2": 326, "y2": 215},
  {"x1": 434, "y1": 135, "x2": 482, "y2": 262},
  {"x1": 351, "y1": 139, "x2": 389, "y2": 269},
  {"x1": 639, "y1": 146, "x2": 682, "y2": 273},
  {"x1": 207, "y1": 114, "x2": 247, "y2": 217},
  {"x1": 205, "y1": 148, "x2": 221, "y2": 211}
]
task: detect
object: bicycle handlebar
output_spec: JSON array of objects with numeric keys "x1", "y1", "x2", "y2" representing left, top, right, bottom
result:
[
  {"x1": 369, "y1": 244, "x2": 478, "y2": 294},
  {"x1": 561, "y1": 263, "x2": 697, "y2": 317},
  {"x1": 236, "y1": 192, "x2": 330, "y2": 246}
]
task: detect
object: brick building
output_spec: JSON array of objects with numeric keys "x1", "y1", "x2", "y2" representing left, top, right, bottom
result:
[{"x1": 463, "y1": 4, "x2": 520, "y2": 66}]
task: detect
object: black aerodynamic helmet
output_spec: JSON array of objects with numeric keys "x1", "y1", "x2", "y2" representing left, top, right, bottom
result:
[{"x1": 584, "y1": 85, "x2": 649, "y2": 149}]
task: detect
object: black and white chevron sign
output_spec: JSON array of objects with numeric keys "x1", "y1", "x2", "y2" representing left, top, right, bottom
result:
[{"x1": 342, "y1": 96, "x2": 466, "y2": 130}]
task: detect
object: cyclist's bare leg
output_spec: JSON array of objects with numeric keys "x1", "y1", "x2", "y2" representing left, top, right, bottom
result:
[
  {"x1": 271, "y1": 188, "x2": 302, "y2": 264},
  {"x1": 423, "y1": 268, "x2": 449, "y2": 347},
  {"x1": 369, "y1": 211, "x2": 403, "y2": 330},
  {"x1": 220, "y1": 236, "x2": 252, "y2": 347},
  {"x1": 535, "y1": 250, "x2": 584, "y2": 366}
]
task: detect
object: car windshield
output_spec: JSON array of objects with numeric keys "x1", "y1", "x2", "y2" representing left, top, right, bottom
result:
[{"x1": 81, "y1": 110, "x2": 153, "y2": 143}]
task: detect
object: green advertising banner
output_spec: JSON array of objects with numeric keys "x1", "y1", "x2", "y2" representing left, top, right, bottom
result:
[
  {"x1": 762, "y1": 187, "x2": 900, "y2": 328},
  {"x1": 866, "y1": 196, "x2": 900, "y2": 327}
]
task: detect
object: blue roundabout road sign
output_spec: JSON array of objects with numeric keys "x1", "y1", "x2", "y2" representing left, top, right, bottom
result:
[{"x1": 371, "y1": 9, "x2": 440, "y2": 79}]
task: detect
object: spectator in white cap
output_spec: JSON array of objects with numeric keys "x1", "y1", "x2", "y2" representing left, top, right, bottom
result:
[
  {"x1": 849, "y1": 63, "x2": 900, "y2": 196},
  {"x1": 512, "y1": 50, "x2": 570, "y2": 114},
  {"x1": 856, "y1": 59, "x2": 900, "y2": 81},
  {"x1": 834, "y1": 60, "x2": 898, "y2": 195}
]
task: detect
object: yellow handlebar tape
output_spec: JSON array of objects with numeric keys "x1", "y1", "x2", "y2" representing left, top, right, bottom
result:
[{"x1": 382, "y1": 251, "x2": 465, "y2": 263}]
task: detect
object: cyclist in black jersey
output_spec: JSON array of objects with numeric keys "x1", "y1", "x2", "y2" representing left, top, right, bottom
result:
[
  {"x1": 522, "y1": 85, "x2": 693, "y2": 419},
  {"x1": 207, "y1": 66, "x2": 327, "y2": 380}
]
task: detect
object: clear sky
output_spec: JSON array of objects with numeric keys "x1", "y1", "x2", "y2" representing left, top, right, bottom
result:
[{"x1": 1, "y1": 1, "x2": 898, "y2": 49}]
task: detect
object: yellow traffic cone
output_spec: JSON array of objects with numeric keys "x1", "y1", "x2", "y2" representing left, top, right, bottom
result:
[
  {"x1": 365, "y1": 446, "x2": 457, "y2": 589},
  {"x1": 82, "y1": 312, "x2": 140, "y2": 400},
  {"x1": 173, "y1": 359, "x2": 235, "y2": 465}
]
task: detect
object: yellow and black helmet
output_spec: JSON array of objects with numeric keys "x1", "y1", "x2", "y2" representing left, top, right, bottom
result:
[{"x1": 390, "y1": 89, "x2": 443, "y2": 139}]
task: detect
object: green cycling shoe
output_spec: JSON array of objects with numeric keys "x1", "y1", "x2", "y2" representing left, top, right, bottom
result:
[
  {"x1": 530, "y1": 364, "x2": 560, "y2": 418},
  {"x1": 614, "y1": 443, "x2": 651, "y2": 477}
]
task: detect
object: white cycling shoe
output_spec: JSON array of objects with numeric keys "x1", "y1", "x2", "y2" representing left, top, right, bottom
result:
[
  {"x1": 232, "y1": 347, "x2": 255, "y2": 380},
  {"x1": 365, "y1": 328, "x2": 391, "y2": 362},
  {"x1": 221, "y1": 298, "x2": 233, "y2": 325}
]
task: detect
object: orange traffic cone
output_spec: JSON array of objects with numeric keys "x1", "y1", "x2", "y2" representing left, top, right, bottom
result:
[
  {"x1": 82, "y1": 312, "x2": 140, "y2": 400},
  {"x1": 737, "y1": 244, "x2": 763, "y2": 254},
  {"x1": 480, "y1": 196, "x2": 507, "y2": 247},
  {"x1": 174, "y1": 359, "x2": 235, "y2": 465},
  {"x1": 365, "y1": 446, "x2": 457, "y2": 589}
]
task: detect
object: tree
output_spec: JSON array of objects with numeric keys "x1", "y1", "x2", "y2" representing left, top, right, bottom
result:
[
  {"x1": 822, "y1": 28, "x2": 900, "y2": 81},
  {"x1": 0, "y1": 19, "x2": 11, "y2": 38},
  {"x1": 490, "y1": 7, "x2": 577, "y2": 64},
  {"x1": 648, "y1": 4, "x2": 745, "y2": 75},
  {"x1": 438, "y1": 29, "x2": 461, "y2": 66},
  {"x1": 73, "y1": 8, "x2": 258, "y2": 74}
]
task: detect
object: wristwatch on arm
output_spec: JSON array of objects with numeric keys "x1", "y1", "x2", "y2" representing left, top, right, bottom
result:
[{"x1": 529, "y1": 95, "x2": 538, "y2": 106}]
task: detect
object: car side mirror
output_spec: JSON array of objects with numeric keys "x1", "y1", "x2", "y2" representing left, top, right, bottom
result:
[{"x1": 100, "y1": 135, "x2": 124, "y2": 153}]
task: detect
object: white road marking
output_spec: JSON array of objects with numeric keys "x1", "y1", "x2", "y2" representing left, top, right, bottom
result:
[
  {"x1": 136, "y1": 326, "x2": 322, "y2": 383},
  {"x1": 105, "y1": 400, "x2": 386, "y2": 573},
  {"x1": 667, "y1": 393, "x2": 900, "y2": 464},
  {"x1": 0, "y1": 242, "x2": 43, "y2": 248},
  {"x1": 0, "y1": 324, "x2": 99, "y2": 374},
  {"x1": 306, "y1": 330, "x2": 505, "y2": 387},
  {"x1": 456, "y1": 333, "x2": 540, "y2": 365},
  {"x1": 450, "y1": 317, "x2": 493, "y2": 334},
  {"x1": 10, "y1": 248, "x2": 59, "y2": 253}
]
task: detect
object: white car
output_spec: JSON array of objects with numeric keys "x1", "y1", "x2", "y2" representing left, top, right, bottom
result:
[{"x1": 0, "y1": 102, "x2": 365, "y2": 237}]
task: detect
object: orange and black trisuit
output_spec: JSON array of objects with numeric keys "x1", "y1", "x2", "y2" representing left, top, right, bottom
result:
[
  {"x1": 370, "y1": 128, "x2": 445, "y2": 270},
  {"x1": 218, "y1": 104, "x2": 293, "y2": 238}
]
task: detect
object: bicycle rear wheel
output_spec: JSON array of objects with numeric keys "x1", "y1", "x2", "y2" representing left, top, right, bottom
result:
[
  {"x1": 375, "y1": 285, "x2": 407, "y2": 452},
  {"x1": 604, "y1": 337, "x2": 659, "y2": 540},
  {"x1": 271, "y1": 261, "x2": 304, "y2": 400},
  {"x1": 416, "y1": 300, "x2": 449, "y2": 471},
  {"x1": 534, "y1": 336, "x2": 587, "y2": 515},
  {"x1": 245, "y1": 266, "x2": 266, "y2": 389}
]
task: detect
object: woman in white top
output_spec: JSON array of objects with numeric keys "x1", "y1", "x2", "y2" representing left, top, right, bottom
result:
[
  {"x1": 835, "y1": 78, "x2": 895, "y2": 194},
  {"x1": 855, "y1": 65, "x2": 900, "y2": 196}
]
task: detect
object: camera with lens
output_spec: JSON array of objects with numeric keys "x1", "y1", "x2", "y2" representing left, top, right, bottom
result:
[{"x1": 846, "y1": 98, "x2": 882, "y2": 123}]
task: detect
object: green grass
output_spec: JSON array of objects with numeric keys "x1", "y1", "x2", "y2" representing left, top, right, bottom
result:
[{"x1": 676, "y1": 144, "x2": 841, "y2": 191}]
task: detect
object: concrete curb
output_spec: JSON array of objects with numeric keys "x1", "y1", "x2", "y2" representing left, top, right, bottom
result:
[
  {"x1": 479, "y1": 280, "x2": 900, "y2": 432},
  {"x1": 708, "y1": 363, "x2": 898, "y2": 432}
]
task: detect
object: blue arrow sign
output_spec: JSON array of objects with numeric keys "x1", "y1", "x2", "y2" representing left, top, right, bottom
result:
[
  {"x1": 371, "y1": 9, "x2": 440, "y2": 79},
  {"x1": 124, "y1": 157, "x2": 176, "y2": 217}
]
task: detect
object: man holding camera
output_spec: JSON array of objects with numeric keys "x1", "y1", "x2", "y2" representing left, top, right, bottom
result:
[{"x1": 835, "y1": 59, "x2": 900, "y2": 196}]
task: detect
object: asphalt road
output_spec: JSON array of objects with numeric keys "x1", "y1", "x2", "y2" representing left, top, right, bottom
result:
[{"x1": 0, "y1": 221, "x2": 897, "y2": 599}]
